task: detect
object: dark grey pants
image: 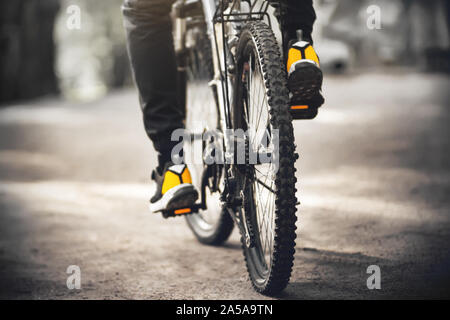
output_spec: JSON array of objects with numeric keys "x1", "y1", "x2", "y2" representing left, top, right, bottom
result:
[{"x1": 122, "y1": 0, "x2": 316, "y2": 158}]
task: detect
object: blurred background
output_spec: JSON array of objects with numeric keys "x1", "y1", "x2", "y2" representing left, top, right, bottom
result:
[
  {"x1": 0, "y1": 0, "x2": 130, "y2": 103},
  {"x1": 0, "y1": 0, "x2": 449, "y2": 299},
  {"x1": 0, "y1": 0, "x2": 449, "y2": 103}
]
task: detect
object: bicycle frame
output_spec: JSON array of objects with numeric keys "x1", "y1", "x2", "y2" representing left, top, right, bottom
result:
[
  {"x1": 202, "y1": 1, "x2": 275, "y2": 175},
  {"x1": 202, "y1": 0, "x2": 271, "y2": 135},
  {"x1": 203, "y1": 0, "x2": 275, "y2": 246},
  {"x1": 174, "y1": 0, "x2": 275, "y2": 161},
  {"x1": 173, "y1": 0, "x2": 277, "y2": 238}
]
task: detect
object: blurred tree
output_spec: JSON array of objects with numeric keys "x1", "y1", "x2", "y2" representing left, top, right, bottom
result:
[{"x1": 0, "y1": 0, "x2": 60, "y2": 103}]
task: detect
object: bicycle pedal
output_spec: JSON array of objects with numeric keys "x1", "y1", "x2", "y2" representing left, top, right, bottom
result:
[
  {"x1": 290, "y1": 104, "x2": 318, "y2": 120},
  {"x1": 161, "y1": 204, "x2": 200, "y2": 219}
]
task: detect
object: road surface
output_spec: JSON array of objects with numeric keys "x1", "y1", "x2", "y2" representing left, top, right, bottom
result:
[{"x1": 0, "y1": 71, "x2": 449, "y2": 299}]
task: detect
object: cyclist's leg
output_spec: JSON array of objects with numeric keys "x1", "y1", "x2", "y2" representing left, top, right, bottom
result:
[
  {"x1": 122, "y1": 0, "x2": 181, "y2": 168},
  {"x1": 269, "y1": 0, "x2": 316, "y2": 54}
]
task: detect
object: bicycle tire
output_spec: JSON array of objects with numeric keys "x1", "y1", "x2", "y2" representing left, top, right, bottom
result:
[{"x1": 233, "y1": 21, "x2": 298, "y2": 295}]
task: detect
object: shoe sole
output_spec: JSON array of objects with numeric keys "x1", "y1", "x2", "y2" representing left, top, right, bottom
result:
[
  {"x1": 288, "y1": 62, "x2": 323, "y2": 101},
  {"x1": 149, "y1": 184, "x2": 199, "y2": 213}
]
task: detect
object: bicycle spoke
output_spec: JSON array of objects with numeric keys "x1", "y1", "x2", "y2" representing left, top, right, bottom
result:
[{"x1": 254, "y1": 176, "x2": 276, "y2": 194}]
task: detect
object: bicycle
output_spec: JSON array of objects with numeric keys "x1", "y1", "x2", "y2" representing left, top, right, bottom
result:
[{"x1": 168, "y1": 0, "x2": 299, "y2": 295}]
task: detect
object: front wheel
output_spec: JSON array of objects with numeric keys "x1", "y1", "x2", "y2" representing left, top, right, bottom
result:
[{"x1": 233, "y1": 21, "x2": 298, "y2": 295}]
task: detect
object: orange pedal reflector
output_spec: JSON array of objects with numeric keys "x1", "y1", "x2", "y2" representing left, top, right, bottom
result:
[
  {"x1": 291, "y1": 105, "x2": 309, "y2": 110},
  {"x1": 174, "y1": 208, "x2": 191, "y2": 215}
]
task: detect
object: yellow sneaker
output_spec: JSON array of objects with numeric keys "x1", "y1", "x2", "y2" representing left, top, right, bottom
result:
[
  {"x1": 149, "y1": 162, "x2": 198, "y2": 214},
  {"x1": 286, "y1": 40, "x2": 324, "y2": 119}
]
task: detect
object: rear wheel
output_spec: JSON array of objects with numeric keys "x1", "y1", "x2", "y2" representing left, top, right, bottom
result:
[
  {"x1": 233, "y1": 21, "x2": 298, "y2": 295},
  {"x1": 180, "y1": 17, "x2": 234, "y2": 246}
]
